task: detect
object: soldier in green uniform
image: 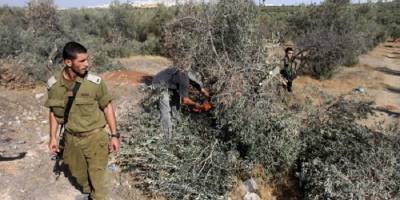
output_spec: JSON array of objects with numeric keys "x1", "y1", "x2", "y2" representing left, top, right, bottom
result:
[
  {"x1": 281, "y1": 47, "x2": 300, "y2": 92},
  {"x1": 45, "y1": 42, "x2": 120, "y2": 200}
]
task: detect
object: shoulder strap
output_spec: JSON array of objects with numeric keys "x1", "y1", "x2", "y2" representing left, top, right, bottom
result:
[
  {"x1": 47, "y1": 76, "x2": 57, "y2": 89},
  {"x1": 87, "y1": 73, "x2": 101, "y2": 84},
  {"x1": 63, "y1": 82, "x2": 81, "y2": 125}
]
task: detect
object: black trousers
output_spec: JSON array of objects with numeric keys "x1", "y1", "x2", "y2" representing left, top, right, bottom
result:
[{"x1": 280, "y1": 70, "x2": 295, "y2": 92}]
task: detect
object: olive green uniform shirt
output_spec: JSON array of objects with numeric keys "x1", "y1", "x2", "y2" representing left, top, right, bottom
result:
[{"x1": 44, "y1": 71, "x2": 112, "y2": 133}]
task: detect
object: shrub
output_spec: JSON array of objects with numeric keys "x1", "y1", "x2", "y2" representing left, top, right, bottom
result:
[
  {"x1": 286, "y1": 1, "x2": 363, "y2": 78},
  {"x1": 220, "y1": 92, "x2": 301, "y2": 176},
  {"x1": 26, "y1": 0, "x2": 58, "y2": 33},
  {"x1": 375, "y1": 0, "x2": 400, "y2": 39},
  {"x1": 119, "y1": 96, "x2": 236, "y2": 199},
  {"x1": 285, "y1": 1, "x2": 394, "y2": 78},
  {"x1": 120, "y1": 1, "x2": 301, "y2": 199},
  {"x1": 140, "y1": 34, "x2": 162, "y2": 55},
  {"x1": 0, "y1": 7, "x2": 26, "y2": 57},
  {"x1": 0, "y1": 1, "x2": 175, "y2": 82},
  {"x1": 299, "y1": 98, "x2": 400, "y2": 199},
  {"x1": 120, "y1": 2, "x2": 400, "y2": 198}
]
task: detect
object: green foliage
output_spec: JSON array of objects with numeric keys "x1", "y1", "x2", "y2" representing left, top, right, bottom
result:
[
  {"x1": 285, "y1": 2, "x2": 364, "y2": 78},
  {"x1": 121, "y1": 1, "x2": 301, "y2": 198},
  {"x1": 300, "y1": 98, "x2": 400, "y2": 199},
  {"x1": 257, "y1": 6, "x2": 292, "y2": 43},
  {"x1": 26, "y1": 0, "x2": 58, "y2": 33},
  {"x1": 124, "y1": 2, "x2": 400, "y2": 198},
  {"x1": 262, "y1": 1, "x2": 398, "y2": 78},
  {"x1": 2, "y1": 1, "x2": 397, "y2": 82},
  {"x1": 354, "y1": 4, "x2": 386, "y2": 50},
  {"x1": 220, "y1": 93, "x2": 301, "y2": 176},
  {"x1": 375, "y1": 0, "x2": 400, "y2": 39},
  {"x1": 120, "y1": 2, "x2": 400, "y2": 199},
  {"x1": 58, "y1": 3, "x2": 174, "y2": 58},
  {"x1": 0, "y1": 7, "x2": 26, "y2": 57},
  {"x1": 0, "y1": 1, "x2": 175, "y2": 82},
  {"x1": 119, "y1": 94, "x2": 236, "y2": 199},
  {"x1": 140, "y1": 34, "x2": 162, "y2": 54}
]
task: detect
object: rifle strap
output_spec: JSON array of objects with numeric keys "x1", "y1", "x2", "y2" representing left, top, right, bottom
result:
[{"x1": 60, "y1": 82, "x2": 81, "y2": 134}]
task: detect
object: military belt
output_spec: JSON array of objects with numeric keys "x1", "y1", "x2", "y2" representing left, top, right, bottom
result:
[{"x1": 65, "y1": 128, "x2": 104, "y2": 138}]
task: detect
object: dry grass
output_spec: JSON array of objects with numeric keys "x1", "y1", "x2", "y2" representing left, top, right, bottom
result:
[
  {"x1": 294, "y1": 42, "x2": 400, "y2": 113},
  {"x1": 117, "y1": 55, "x2": 172, "y2": 75}
]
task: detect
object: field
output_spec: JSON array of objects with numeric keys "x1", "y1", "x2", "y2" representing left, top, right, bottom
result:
[{"x1": 0, "y1": 0, "x2": 400, "y2": 199}]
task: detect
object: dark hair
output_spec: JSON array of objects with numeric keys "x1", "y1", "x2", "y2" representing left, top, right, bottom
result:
[
  {"x1": 62, "y1": 41, "x2": 87, "y2": 60},
  {"x1": 285, "y1": 47, "x2": 294, "y2": 54}
]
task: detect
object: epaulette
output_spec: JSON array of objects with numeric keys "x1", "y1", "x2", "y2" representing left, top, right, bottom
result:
[
  {"x1": 87, "y1": 73, "x2": 102, "y2": 84},
  {"x1": 47, "y1": 76, "x2": 57, "y2": 89}
]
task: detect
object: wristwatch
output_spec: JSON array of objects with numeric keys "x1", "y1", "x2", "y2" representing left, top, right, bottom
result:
[{"x1": 111, "y1": 132, "x2": 120, "y2": 139}]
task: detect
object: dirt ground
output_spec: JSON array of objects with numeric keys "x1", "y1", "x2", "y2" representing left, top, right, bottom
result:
[
  {"x1": 117, "y1": 55, "x2": 171, "y2": 75},
  {"x1": 0, "y1": 55, "x2": 168, "y2": 200},
  {"x1": 0, "y1": 43, "x2": 399, "y2": 200},
  {"x1": 294, "y1": 41, "x2": 400, "y2": 128},
  {"x1": 0, "y1": 87, "x2": 84, "y2": 200}
]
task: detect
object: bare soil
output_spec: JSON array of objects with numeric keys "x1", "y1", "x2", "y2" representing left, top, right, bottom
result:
[
  {"x1": 294, "y1": 41, "x2": 400, "y2": 128},
  {"x1": 0, "y1": 55, "x2": 169, "y2": 200},
  {"x1": 117, "y1": 55, "x2": 171, "y2": 75}
]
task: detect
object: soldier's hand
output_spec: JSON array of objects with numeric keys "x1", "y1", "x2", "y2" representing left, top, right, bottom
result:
[
  {"x1": 201, "y1": 88, "x2": 210, "y2": 98},
  {"x1": 49, "y1": 138, "x2": 59, "y2": 155},
  {"x1": 110, "y1": 138, "x2": 120, "y2": 153},
  {"x1": 191, "y1": 102, "x2": 201, "y2": 110},
  {"x1": 280, "y1": 79, "x2": 288, "y2": 86}
]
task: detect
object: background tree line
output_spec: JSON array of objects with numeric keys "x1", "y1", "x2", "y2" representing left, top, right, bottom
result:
[
  {"x1": 0, "y1": 0, "x2": 174, "y2": 81},
  {"x1": 0, "y1": 0, "x2": 399, "y2": 81}
]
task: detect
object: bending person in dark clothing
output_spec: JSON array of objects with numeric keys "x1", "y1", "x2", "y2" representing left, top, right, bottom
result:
[{"x1": 152, "y1": 67, "x2": 209, "y2": 139}]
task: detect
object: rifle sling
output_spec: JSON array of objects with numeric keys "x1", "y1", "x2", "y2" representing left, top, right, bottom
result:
[{"x1": 62, "y1": 82, "x2": 81, "y2": 129}]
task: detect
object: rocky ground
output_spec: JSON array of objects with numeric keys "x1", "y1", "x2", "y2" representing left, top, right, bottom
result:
[
  {"x1": 0, "y1": 86, "x2": 83, "y2": 200},
  {"x1": 0, "y1": 55, "x2": 168, "y2": 200}
]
